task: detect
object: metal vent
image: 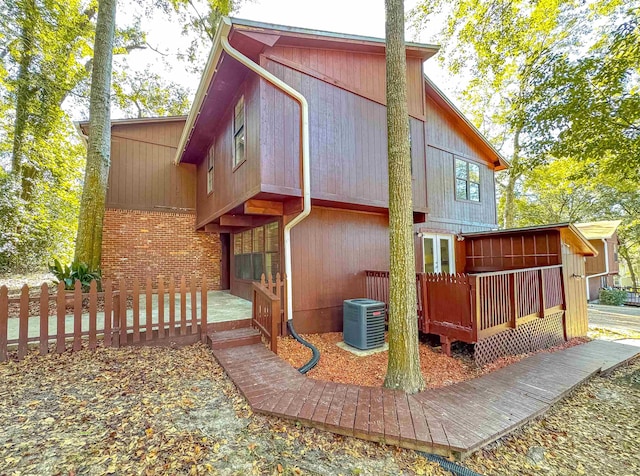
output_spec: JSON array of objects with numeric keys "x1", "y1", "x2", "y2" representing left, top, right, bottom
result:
[{"x1": 343, "y1": 298, "x2": 386, "y2": 350}]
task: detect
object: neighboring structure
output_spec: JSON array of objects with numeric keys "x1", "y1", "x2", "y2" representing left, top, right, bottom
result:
[
  {"x1": 81, "y1": 18, "x2": 596, "y2": 348},
  {"x1": 575, "y1": 220, "x2": 621, "y2": 301}
]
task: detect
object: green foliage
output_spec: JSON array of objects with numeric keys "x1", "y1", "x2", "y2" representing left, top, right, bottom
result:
[
  {"x1": 112, "y1": 67, "x2": 191, "y2": 118},
  {"x1": 599, "y1": 288, "x2": 628, "y2": 306},
  {"x1": 49, "y1": 258, "x2": 101, "y2": 291}
]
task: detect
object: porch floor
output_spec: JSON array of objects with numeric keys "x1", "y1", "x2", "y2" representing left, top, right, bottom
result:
[
  {"x1": 7, "y1": 291, "x2": 251, "y2": 342},
  {"x1": 210, "y1": 339, "x2": 639, "y2": 459}
]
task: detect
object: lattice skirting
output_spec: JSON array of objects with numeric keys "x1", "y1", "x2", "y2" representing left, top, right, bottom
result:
[{"x1": 474, "y1": 312, "x2": 565, "y2": 367}]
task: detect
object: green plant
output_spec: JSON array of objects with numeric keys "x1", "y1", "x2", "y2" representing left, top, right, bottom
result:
[
  {"x1": 599, "y1": 287, "x2": 627, "y2": 306},
  {"x1": 49, "y1": 259, "x2": 102, "y2": 292}
]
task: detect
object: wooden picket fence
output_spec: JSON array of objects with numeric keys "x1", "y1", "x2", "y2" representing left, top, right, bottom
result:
[{"x1": 0, "y1": 275, "x2": 210, "y2": 361}]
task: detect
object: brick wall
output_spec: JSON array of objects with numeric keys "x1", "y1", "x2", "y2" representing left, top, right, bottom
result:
[{"x1": 101, "y1": 209, "x2": 221, "y2": 288}]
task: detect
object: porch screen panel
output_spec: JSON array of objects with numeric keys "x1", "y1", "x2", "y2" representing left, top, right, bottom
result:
[{"x1": 233, "y1": 222, "x2": 280, "y2": 281}]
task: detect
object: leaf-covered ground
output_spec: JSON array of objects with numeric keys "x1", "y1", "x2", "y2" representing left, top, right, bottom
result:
[
  {"x1": 1, "y1": 342, "x2": 638, "y2": 475},
  {"x1": 0, "y1": 344, "x2": 449, "y2": 476}
]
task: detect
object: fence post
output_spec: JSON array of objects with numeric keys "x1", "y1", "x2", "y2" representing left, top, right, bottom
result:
[
  {"x1": 72, "y1": 280, "x2": 82, "y2": 352},
  {"x1": 89, "y1": 280, "x2": 98, "y2": 350},
  {"x1": 56, "y1": 282, "x2": 66, "y2": 354},
  {"x1": 0, "y1": 286, "x2": 7, "y2": 362},
  {"x1": 104, "y1": 279, "x2": 112, "y2": 347},
  {"x1": 119, "y1": 279, "x2": 128, "y2": 346},
  {"x1": 157, "y1": 277, "x2": 165, "y2": 340},
  {"x1": 18, "y1": 284, "x2": 29, "y2": 359},
  {"x1": 39, "y1": 283, "x2": 49, "y2": 356},
  {"x1": 538, "y1": 268, "x2": 546, "y2": 318},
  {"x1": 146, "y1": 277, "x2": 153, "y2": 341},
  {"x1": 201, "y1": 276, "x2": 208, "y2": 343},
  {"x1": 190, "y1": 276, "x2": 198, "y2": 335},
  {"x1": 508, "y1": 273, "x2": 518, "y2": 328}
]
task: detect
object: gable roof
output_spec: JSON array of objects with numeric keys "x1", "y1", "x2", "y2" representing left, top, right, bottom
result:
[
  {"x1": 574, "y1": 220, "x2": 621, "y2": 240},
  {"x1": 424, "y1": 76, "x2": 509, "y2": 170}
]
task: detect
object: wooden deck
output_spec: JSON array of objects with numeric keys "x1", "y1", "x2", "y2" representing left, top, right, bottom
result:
[{"x1": 210, "y1": 339, "x2": 639, "y2": 459}]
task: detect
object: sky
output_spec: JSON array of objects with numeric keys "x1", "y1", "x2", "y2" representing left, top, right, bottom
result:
[{"x1": 103, "y1": 0, "x2": 459, "y2": 121}]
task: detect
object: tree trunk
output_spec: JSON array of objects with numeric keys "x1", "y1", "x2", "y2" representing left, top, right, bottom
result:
[
  {"x1": 502, "y1": 127, "x2": 522, "y2": 229},
  {"x1": 383, "y1": 0, "x2": 425, "y2": 394},
  {"x1": 11, "y1": 0, "x2": 36, "y2": 182},
  {"x1": 74, "y1": 0, "x2": 117, "y2": 270}
]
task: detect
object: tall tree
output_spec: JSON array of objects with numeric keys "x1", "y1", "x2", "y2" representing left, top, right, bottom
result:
[
  {"x1": 74, "y1": 0, "x2": 117, "y2": 269},
  {"x1": 383, "y1": 0, "x2": 425, "y2": 393},
  {"x1": 411, "y1": 0, "x2": 585, "y2": 228}
]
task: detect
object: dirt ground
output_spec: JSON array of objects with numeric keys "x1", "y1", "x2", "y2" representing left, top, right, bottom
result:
[
  {"x1": 1, "y1": 342, "x2": 638, "y2": 475},
  {"x1": 277, "y1": 332, "x2": 589, "y2": 388}
]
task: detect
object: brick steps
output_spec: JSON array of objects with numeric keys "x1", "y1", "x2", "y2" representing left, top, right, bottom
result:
[{"x1": 207, "y1": 327, "x2": 262, "y2": 350}]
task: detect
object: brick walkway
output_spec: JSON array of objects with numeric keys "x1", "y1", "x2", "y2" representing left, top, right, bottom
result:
[{"x1": 210, "y1": 339, "x2": 639, "y2": 459}]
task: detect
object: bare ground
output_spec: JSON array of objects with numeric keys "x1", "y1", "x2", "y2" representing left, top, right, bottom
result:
[{"x1": 1, "y1": 342, "x2": 638, "y2": 475}]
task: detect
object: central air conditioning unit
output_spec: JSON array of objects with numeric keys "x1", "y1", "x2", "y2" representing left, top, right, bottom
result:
[{"x1": 343, "y1": 298, "x2": 386, "y2": 350}]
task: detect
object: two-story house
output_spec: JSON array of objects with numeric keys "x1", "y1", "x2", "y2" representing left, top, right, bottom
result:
[{"x1": 85, "y1": 18, "x2": 594, "y2": 349}]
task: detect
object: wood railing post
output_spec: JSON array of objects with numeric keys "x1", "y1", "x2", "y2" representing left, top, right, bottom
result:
[
  {"x1": 271, "y1": 299, "x2": 279, "y2": 354},
  {"x1": 56, "y1": 282, "x2": 66, "y2": 354},
  {"x1": 509, "y1": 273, "x2": 518, "y2": 328},
  {"x1": 469, "y1": 275, "x2": 481, "y2": 341},
  {"x1": 538, "y1": 268, "x2": 546, "y2": 318},
  {"x1": 104, "y1": 279, "x2": 112, "y2": 348}
]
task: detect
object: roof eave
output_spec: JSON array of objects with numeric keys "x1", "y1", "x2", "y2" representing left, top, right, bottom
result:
[{"x1": 424, "y1": 75, "x2": 509, "y2": 170}]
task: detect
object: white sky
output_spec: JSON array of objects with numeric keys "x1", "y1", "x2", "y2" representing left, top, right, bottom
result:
[{"x1": 100, "y1": 0, "x2": 459, "y2": 121}]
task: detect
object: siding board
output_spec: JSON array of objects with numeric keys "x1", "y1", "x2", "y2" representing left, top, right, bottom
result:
[{"x1": 106, "y1": 120, "x2": 194, "y2": 212}]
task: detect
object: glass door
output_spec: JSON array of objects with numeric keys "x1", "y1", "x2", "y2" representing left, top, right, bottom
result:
[{"x1": 423, "y1": 234, "x2": 455, "y2": 274}]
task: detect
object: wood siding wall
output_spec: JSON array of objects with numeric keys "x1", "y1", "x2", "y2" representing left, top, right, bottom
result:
[
  {"x1": 464, "y1": 231, "x2": 562, "y2": 273},
  {"x1": 290, "y1": 207, "x2": 390, "y2": 333},
  {"x1": 108, "y1": 120, "x2": 195, "y2": 212},
  {"x1": 259, "y1": 57, "x2": 428, "y2": 211},
  {"x1": 562, "y1": 242, "x2": 589, "y2": 338},
  {"x1": 196, "y1": 75, "x2": 262, "y2": 228},
  {"x1": 262, "y1": 46, "x2": 425, "y2": 118},
  {"x1": 423, "y1": 95, "x2": 497, "y2": 230},
  {"x1": 585, "y1": 240, "x2": 606, "y2": 275}
]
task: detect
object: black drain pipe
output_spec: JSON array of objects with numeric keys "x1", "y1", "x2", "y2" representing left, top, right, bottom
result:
[
  {"x1": 417, "y1": 452, "x2": 484, "y2": 476},
  {"x1": 287, "y1": 321, "x2": 320, "y2": 374}
]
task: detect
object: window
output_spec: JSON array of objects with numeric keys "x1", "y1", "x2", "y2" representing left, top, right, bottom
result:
[
  {"x1": 455, "y1": 158, "x2": 480, "y2": 202},
  {"x1": 206, "y1": 149, "x2": 214, "y2": 194},
  {"x1": 233, "y1": 222, "x2": 280, "y2": 280},
  {"x1": 233, "y1": 95, "x2": 245, "y2": 168}
]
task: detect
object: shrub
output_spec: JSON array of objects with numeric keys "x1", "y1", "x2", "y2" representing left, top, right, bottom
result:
[
  {"x1": 49, "y1": 259, "x2": 101, "y2": 292},
  {"x1": 599, "y1": 287, "x2": 627, "y2": 306}
]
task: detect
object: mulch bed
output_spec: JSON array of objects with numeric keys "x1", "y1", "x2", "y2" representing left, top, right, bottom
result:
[{"x1": 277, "y1": 332, "x2": 590, "y2": 388}]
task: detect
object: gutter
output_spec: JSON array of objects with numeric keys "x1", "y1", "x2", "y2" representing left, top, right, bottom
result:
[
  {"x1": 586, "y1": 238, "x2": 610, "y2": 300},
  {"x1": 217, "y1": 18, "x2": 311, "y2": 323}
]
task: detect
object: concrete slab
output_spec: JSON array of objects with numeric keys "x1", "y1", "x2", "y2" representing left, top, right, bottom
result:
[{"x1": 336, "y1": 341, "x2": 388, "y2": 356}]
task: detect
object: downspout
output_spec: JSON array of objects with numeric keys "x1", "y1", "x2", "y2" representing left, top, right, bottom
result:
[
  {"x1": 586, "y1": 238, "x2": 610, "y2": 300},
  {"x1": 219, "y1": 20, "x2": 317, "y2": 370}
]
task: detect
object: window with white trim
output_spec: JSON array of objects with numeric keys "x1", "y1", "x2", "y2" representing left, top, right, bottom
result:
[
  {"x1": 207, "y1": 148, "x2": 214, "y2": 194},
  {"x1": 233, "y1": 95, "x2": 245, "y2": 168},
  {"x1": 455, "y1": 158, "x2": 480, "y2": 202}
]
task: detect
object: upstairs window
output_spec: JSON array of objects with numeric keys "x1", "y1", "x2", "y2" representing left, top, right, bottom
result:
[
  {"x1": 207, "y1": 148, "x2": 214, "y2": 194},
  {"x1": 455, "y1": 158, "x2": 480, "y2": 202},
  {"x1": 233, "y1": 96, "x2": 245, "y2": 168}
]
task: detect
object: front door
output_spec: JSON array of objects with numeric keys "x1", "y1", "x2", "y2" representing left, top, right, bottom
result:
[{"x1": 423, "y1": 234, "x2": 455, "y2": 274}]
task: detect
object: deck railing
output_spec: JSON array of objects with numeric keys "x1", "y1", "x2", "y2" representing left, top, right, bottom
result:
[
  {"x1": 251, "y1": 273, "x2": 283, "y2": 353},
  {"x1": 613, "y1": 286, "x2": 640, "y2": 306},
  {"x1": 365, "y1": 264, "x2": 565, "y2": 343},
  {"x1": 0, "y1": 275, "x2": 209, "y2": 361}
]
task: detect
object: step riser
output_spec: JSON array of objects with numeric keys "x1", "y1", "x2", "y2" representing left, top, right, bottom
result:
[{"x1": 208, "y1": 334, "x2": 262, "y2": 350}]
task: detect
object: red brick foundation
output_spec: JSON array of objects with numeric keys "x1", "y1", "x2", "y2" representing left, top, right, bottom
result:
[{"x1": 101, "y1": 209, "x2": 221, "y2": 288}]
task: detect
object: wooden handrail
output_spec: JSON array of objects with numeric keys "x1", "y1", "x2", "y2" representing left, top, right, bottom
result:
[
  {"x1": 252, "y1": 281, "x2": 280, "y2": 353},
  {"x1": 468, "y1": 264, "x2": 563, "y2": 278}
]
